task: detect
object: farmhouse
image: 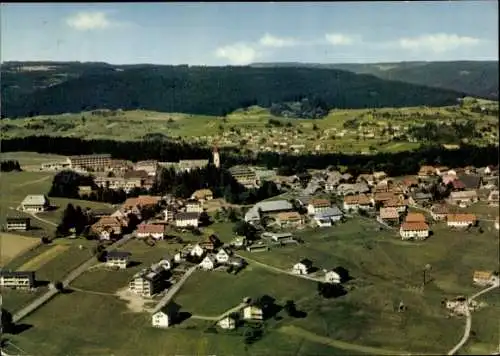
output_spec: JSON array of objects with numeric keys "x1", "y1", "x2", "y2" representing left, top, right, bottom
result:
[
  {"x1": 378, "y1": 207, "x2": 399, "y2": 224},
  {"x1": 199, "y1": 255, "x2": 216, "y2": 270},
  {"x1": 151, "y1": 303, "x2": 180, "y2": 328},
  {"x1": 430, "y1": 204, "x2": 449, "y2": 221},
  {"x1": 5, "y1": 217, "x2": 30, "y2": 231},
  {"x1": 449, "y1": 191, "x2": 478, "y2": 206},
  {"x1": 136, "y1": 223, "x2": 165, "y2": 240},
  {"x1": 244, "y1": 200, "x2": 294, "y2": 223},
  {"x1": 292, "y1": 259, "x2": 313, "y2": 275},
  {"x1": 473, "y1": 271, "x2": 495, "y2": 286},
  {"x1": 199, "y1": 234, "x2": 222, "y2": 252},
  {"x1": 175, "y1": 212, "x2": 200, "y2": 228},
  {"x1": 447, "y1": 214, "x2": 477, "y2": 228},
  {"x1": 185, "y1": 199, "x2": 203, "y2": 213},
  {"x1": 405, "y1": 212, "x2": 426, "y2": 223},
  {"x1": 123, "y1": 195, "x2": 162, "y2": 211},
  {"x1": 218, "y1": 316, "x2": 237, "y2": 330},
  {"x1": 276, "y1": 211, "x2": 304, "y2": 228},
  {"x1": 325, "y1": 270, "x2": 341, "y2": 284},
  {"x1": 307, "y1": 199, "x2": 331, "y2": 215},
  {"x1": 105, "y1": 251, "x2": 131, "y2": 269},
  {"x1": 243, "y1": 304, "x2": 264, "y2": 321},
  {"x1": 190, "y1": 243, "x2": 205, "y2": 257},
  {"x1": 399, "y1": 222, "x2": 429, "y2": 240},
  {"x1": 190, "y1": 189, "x2": 213, "y2": 202},
  {"x1": 0, "y1": 270, "x2": 35, "y2": 289},
  {"x1": 215, "y1": 248, "x2": 231, "y2": 264},
  {"x1": 21, "y1": 195, "x2": 50, "y2": 212},
  {"x1": 91, "y1": 216, "x2": 128, "y2": 240}
]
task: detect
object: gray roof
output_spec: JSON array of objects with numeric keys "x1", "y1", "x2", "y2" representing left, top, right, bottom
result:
[
  {"x1": 107, "y1": 251, "x2": 131, "y2": 259},
  {"x1": 0, "y1": 270, "x2": 35, "y2": 281},
  {"x1": 21, "y1": 195, "x2": 49, "y2": 206},
  {"x1": 315, "y1": 205, "x2": 343, "y2": 218},
  {"x1": 175, "y1": 212, "x2": 200, "y2": 220},
  {"x1": 255, "y1": 200, "x2": 293, "y2": 213}
]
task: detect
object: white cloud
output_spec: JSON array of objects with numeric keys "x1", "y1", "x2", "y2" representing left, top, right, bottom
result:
[
  {"x1": 215, "y1": 43, "x2": 260, "y2": 65},
  {"x1": 398, "y1": 33, "x2": 482, "y2": 53},
  {"x1": 259, "y1": 33, "x2": 299, "y2": 48},
  {"x1": 325, "y1": 33, "x2": 357, "y2": 46},
  {"x1": 66, "y1": 11, "x2": 119, "y2": 31}
]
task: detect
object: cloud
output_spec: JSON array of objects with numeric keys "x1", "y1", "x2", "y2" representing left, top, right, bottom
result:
[
  {"x1": 398, "y1": 33, "x2": 482, "y2": 53},
  {"x1": 215, "y1": 43, "x2": 260, "y2": 65},
  {"x1": 325, "y1": 33, "x2": 357, "y2": 46},
  {"x1": 259, "y1": 33, "x2": 299, "y2": 48},
  {"x1": 66, "y1": 11, "x2": 120, "y2": 31}
]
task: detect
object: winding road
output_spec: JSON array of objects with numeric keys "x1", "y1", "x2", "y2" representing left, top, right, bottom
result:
[{"x1": 447, "y1": 280, "x2": 499, "y2": 356}]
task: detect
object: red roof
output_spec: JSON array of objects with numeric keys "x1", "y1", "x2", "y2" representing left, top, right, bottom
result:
[
  {"x1": 401, "y1": 222, "x2": 429, "y2": 231},
  {"x1": 451, "y1": 180, "x2": 466, "y2": 190},
  {"x1": 136, "y1": 223, "x2": 165, "y2": 234}
]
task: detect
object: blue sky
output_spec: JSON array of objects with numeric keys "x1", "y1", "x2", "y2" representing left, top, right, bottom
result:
[{"x1": 1, "y1": 2, "x2": 498, "y2": 65}]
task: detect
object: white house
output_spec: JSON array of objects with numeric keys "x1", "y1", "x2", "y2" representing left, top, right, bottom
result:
[
  {"x1": 399, "y1": 222, "x2": 429, "y2": 240},
  {"x1": 136, "y1": 223, "x2": 165, "y2": 240},
  {"x1": 447, "y1": 214, "x2": 476, "y2": 228},
  {"x1": 175, "y1": 212, "x2": 199, "y2": 228},
  {"x1": 199, "y1": 255, "x2": 216, "y2": 270},
  {"x1": 292, "y1": 259, "x2": 313, "y2": 275},
  {"x1": 307, "y1": 199, "x2": 331, "y2": 215},
  {"x1": 105, "y1": 251, "x2": 131, "y2": 269},
  {"x1": 190, "y1": 244, "x2": 205, "y2": 257},
  {"x1": 163, "y1": 206, "x2": 176, "y2": 222},
  {"x1": 243, "y1": 305, "x2": 264, "y2": 320},
  {"x1": 151, "y1": 303, "x2": 180, "y2": 328},
  {"x1": 185, "y1": 199, "x2": 203, "y2": 213},
  {"x1": 21, "y1": 195, "x2": 50, "y2": 212},
  {"x1": 218, "y1": 316, "x2": 237, "y2": 330},
  {"x1": 215, "y1": 248, "x2": 231, "y2": 264},
  {"x1": 325, "y1": 270, "x2": 341, "y2": 284}
]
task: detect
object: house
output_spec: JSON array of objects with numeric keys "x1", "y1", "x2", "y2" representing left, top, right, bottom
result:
[
  {"x1": 399, "y1": 222, "x2": 430, "y2": 240},
  {"x1": 199, "y1": 255, "x2": 216, "y2": 270},
  {"x1": 458, "y1": 175, "x2": 482, "y2": 190},
  {"x1": 418, "y1": 166, "x2": 436, "y2": 177},
  {"x1": 276, "y1": 211, "x2": 304, "y2": 228},
  {"x1": 229, "y1": 165, "x2": 258, "y2": 188},
  {"x1": 307, "y1": 199, "x2": 331, "y2": 215},
  {"x1": 175, "y1": 212, "x2": 199, "y2": 228},
  {"x1": 151, "y1": 303, "x2": 180, "y2": 328},
  {"x1": 378, "y1": 207, "x2": 399, "y2": 224},
  {"x1": 409, "y1": 192, "x2": 433, "y2": 206},
  {"x1": 218, "y1": 315, "x2": 237, "y2": 330},
  {"x1": 447, "y1": 214, "x2": 477, "y2": 228},
  {"x1": 324, "y1": 270, "x2": 341, "y2": 284},
  {"x1": 185, "y1": 199, "x2": 203, "y2": 213},
  {"x1": 473, "y1": 271, "x2": 495, "y2": 286},
  {"x1": 163, "y1": 206, "x2": 176, "y2": 222},
  {"x1": 450, "y1": 179, "x2": 467, "y2": 191},
  {"x1": 292, "y1": 259, "x2": 313, "y2": 275},
  {"x1": 244, "y1": 200, "x2": 294, "y2": 224},
  {"x1": 91, "y1": 216, "x2": 128, "y2": 240},
  {"x1": 336, "y1": 182, "x2": 370, "y2": 196},
  {"x1": 190, "y1": 243, "x2": 205, "y2": 257},
  {"x1": 215, "y1": 248, "x2": 231, "y2": 264},
  {"x1": 442, "y1": 175, "x2": 457, "y2": 186},
  {"x1": 262, "y1": 232, "x2": 294, "y2": 243},
  {"x1": 314, "y1": 206, "x2": 343, "y2": 224},
  {"x1": 434, "y1": 166, "x2": 450, "y2": 176},
  {"x1": 402, "y1": 177, "x2": 419, "y2": 192},
  {"x1": 383, "y1": 198, "x2": 407, "y2": 213},
  {"x1": 430, "y1": 204, "x2": 449, "y2": 221},
  {"x1": 356, "y1": 173, "x2": 375, "y2": 186},
  {"x1": 105, "y1": 251, "x2": 131, "y2": 269},
  {"x1": 488, "y1": 190, "x2": 499, "y2": 205},
  {"x1": 6, "y1": 217, "x2": 30, "y2": 231},
  {"x1": 243, "y1": 304, "x2": 264, "y2": 320},
  {"x1": 343, "y1": 194, "x2": 372, "y2": 211},
  {"x1": 134, "y1": 160, "x2": 158, "y2": 176},
  {"x1": 0, "y1": 270, "x2": 35, "y2": 289},
  {"x1": 405, "y1": 212, "x2": 426, "y2": 223},
  {"x1": 449, "y1": 191, "x2": 478, "y2": 206},
  {"x1": 157, "y1": 255, "x2": 173, "y2": 271},
  {"x1": 191, "y1": 189, "x2": 213, "y2": 202},
  {"x1": 136, "y1": 223, "x2": 165, "y2": 240},
  {"x1": 199, "y1": 234, "x2": 222, "y2": 252},
  {"x1": 21, "y1": 195, "x2": 50, "y2": 212},
  {"x1": 129, "y1": 268, "x2": 165, "y2": 297}
]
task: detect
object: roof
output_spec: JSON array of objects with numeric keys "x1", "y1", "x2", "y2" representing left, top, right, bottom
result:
[
  {"x1": 157, "y1": 302, "x2": 181, "y2": 316},
  {"x1": 107, "y1": 251, "x2": 132, "y2": 259},
  {"x1": 315, "y1": 206, "x2": 342, "y2": 218},
  {"x1": 6, "y1": 217, "x2": 30, "y2": 222},
  {"x1": 0, "y1": 270, "x2": 35, "y2": 280},
  {"x1": 123, "y1": 195, "x2": 161, "y2": 208},
  {"x1": 473, "y1": 271, "x2": 493, "y2": 280},
  {"x1": 383, "y1": 198, "x2": 406, "y2": 208},
  {"x1": 309, "y1": 199, "x2": 331, "y2": 208},
  {"x1": 400, "y1": 222, "x2": 429, "y2": 231},
  {"x1": 450, "y1": 190, "x2": 478, "y2": 199},
  {"x1": 451, "y1": 180, "x2": 467, "y2": 190},
  {"x1": 405, "y1": 213, "x2": 426, "y2": 223},
  {"x1": 276, "y1": 211, "x2": 302, "y2": 221},
  {"x1": 298, "y1": 259, "x2": 313, "y2": 267},
  {"x1": 136, "y1": 223, "x2": 165, "y2": 234},
  {"x1": 419, "y1": 166, "x2": 436, "y2": 174},
  {"x1": 229, "y1": 165, "x2": 255, "y2": 175},
  {"x1": 413, "y1": 192, "x2": 433, "y2": 199},
  {"x1": 457, "y1": 175, "x2": 482, "y2": 190},
  {"x1": 374, "y1": 192, "x2": 396, "y2": 202},
  {"x1": 255, "y1": 200, "x2": 293, "y2": 213},
  {"x1": 21, "y1": 195, "x2": 49, "y2": 206},
  {"x1": 124, "y1": 170, "x2": 149, "y2": 179},
  {"x1": 192, "y1": 189, "x2": 213, "y2": 199},
  {"x1": 175, "y1": 212, "x2": 200, "y2": 220},
  {"x1": 380, "y1": 207, "x2": 399, "y2": 219},
  {"x1": 95, "y1": 216, "x2": 128, "y2": 227},
  {"x1": 447, "y1": 214, "x2": 476, "y2": 223},
  {"x1": 403, "y1": 177, "x2": 419, "y2": 187},
  {"x1": 431, "y1": 204, "x2": 449, "y2": 215}
]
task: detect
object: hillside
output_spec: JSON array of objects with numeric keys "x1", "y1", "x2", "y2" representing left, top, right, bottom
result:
[
  {"x1": 251, "y1": 61, "x2": 499, "y2": 100},
  {"x1": 1, "y1": 62, "x2": 464, "y2": 118}
]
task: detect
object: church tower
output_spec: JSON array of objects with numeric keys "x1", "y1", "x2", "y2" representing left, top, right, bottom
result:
[{"x1": 213, "y1": 145, "x2": 220, "y2": 168}]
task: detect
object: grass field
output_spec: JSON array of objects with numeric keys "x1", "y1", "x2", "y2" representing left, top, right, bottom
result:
[
  {"x1": 0, "y1": 151, "x2": 68, "y2": 166},
  {"x1": 17, "y1": 244, "x2": 70, "y2": 271},
  {"x1": 0, "y1": 232, "x2": 41, "y2": 266}
]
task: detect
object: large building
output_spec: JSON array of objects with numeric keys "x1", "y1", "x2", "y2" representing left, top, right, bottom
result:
[
  {"x1": 6, "y1": 217, "x2": 31, "y2": 231},
  {"x1": 129, "y1": 268, "x2": 166, "y2": 297},
  {"x1": 244, "y1": 200, "x2": 294, "y2": 224},
  {"x1": 21, "y1": 195, "x2": 50, "y2": 212},
  {"x1": 0, "y1": 270, "x2": 36, "y2": 289},
  {"x1": 229, "y1": 165, "x2": 258, "y2": 188},
  {"x1": 69, "y1": 154, "x2": 112, "y2": 171}
]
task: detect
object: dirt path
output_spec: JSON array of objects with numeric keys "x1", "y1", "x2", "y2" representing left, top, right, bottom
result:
[
  {"x1": 191, "y1": 302, "x2": 248, "y2": 321},
  {"x1": 68, "y1": 286, "x2": 116, "y2": 297},
  {"x1": 11, "y1": 174, "x2": 52, "y2": 189},
  {"x1": 279, "y1": 325, "x2": 414, "y2": 355}
]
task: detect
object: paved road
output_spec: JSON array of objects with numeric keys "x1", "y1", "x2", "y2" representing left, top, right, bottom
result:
[
  {"x1": 447, "y1": 280, "x2": 499, "y2": 356},
  {"x1": 236, "y1": 253, "x2": 324, "y2": 283},
  {"x1": 151, "y1": 265, "x2": 197, "y2": 314},
  {"x1": 12, "y1": 234, "x2": 135, "y2": 323}
]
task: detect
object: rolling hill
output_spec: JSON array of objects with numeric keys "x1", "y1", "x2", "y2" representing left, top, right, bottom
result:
[{"x1": 1, "y1": 62, "x2": 466, "y2": 119}]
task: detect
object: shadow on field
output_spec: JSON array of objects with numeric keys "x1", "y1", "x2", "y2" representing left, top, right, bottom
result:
[
  {"x1": 177, "y1": 311, "x2": 192, "y2": 324},
  {"x1": 11, "y1": 323, "x2": 33, "y2": 335},
  {"x1": 128, "y1": 261, "x2": 142, "y2": 268},
  {"x1": 35, "y1": 280, "x2": 50, "y2": 288}
]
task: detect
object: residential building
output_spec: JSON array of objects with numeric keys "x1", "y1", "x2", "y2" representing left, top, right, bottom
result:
[
  {"x1": 430, "y1": 204, "x2": 449, "y2": 221},
  {"x1": 229, "y1": 165, "x2": 258, "y2": 188},
  {"x1": 129, "y1": 268, "x2": 165, "y2": 297},
  {"x1": 191, "y1": 189, "x2": 214, "y2": 202},
  {"x1": 447, "y1": 214, "x2": 477, "y2": 228},
  {"x1": 199, "y1": 255, "x2": 216, "y2": 270},
  {"x1": 409, "y1": 192, "x2": 433, "y2": 206},
  {"x1": 243, "y1": 304, "x2": 264, "y2": 321},
  {"x1": 152, "y1": 303, "x2": 180, "y2": 328},
  {"x1": 488, "y1": 190, "x2": 499, "y2": 205},
  {"x1": 94, "y1": 175, "x2": 144, "y2": 192},
  {"x1": 177, "y1": 159, "x2": 209, "y2": 172},
  {"x1": 473, "y1": 271, "x2": 495, "y2": 286},
  {"x1": 21, "y1": 195, "x2": 50, "y2": 212},
  {"x1": 91, "y1": 216, "x2": 128, "y2": 240},
  {"x1": 215, "y1": 248, "x2": 231, "y2": 264},
  {"x1": 383, "y1": 198, "x2": 407, "y2": 213},
  {"x1": 218, "y1": 316, "x2": 236, "y2": 330},
  {"x1": 378, "y1": 207, "x2": 399, "y2": 224},
  {"x1": 163, "y1": 206, "x2": 176, "y2": 222},
  {"x1": 185, "y1": 199, "x2": 203, "y2": 213},
  {"x1": 356, "y1": 173, "x2": 375, "y2": 186},
  {"x1": 405, "y1": 212, "x2": 426, "y2": 223},
  {"x1": 449, "y1": 191, "x2": 478, "y2": 206},
  {"x1": 399, "y1": 222, "x2": 430, "y2": 240},
  {"x1": 5, "y1": 217, "x2": 30, "y2": 231},
  {"x1": 199, "y1": 234, "x2": 222, "y2": 252},
  {"x1": 373, "y1": 171, "x2": 388, "y2": 181},
  {"x1": 69, "y1": 154, "x2": 112, "y2": 170},
  {"x1": 292, "y1": 259, "x2": 313, "y2": 275},
  {"x1": 136, "y1": 223, "x2": 165, "y2": 240},
  {"x1": 434, "y1": 166, "x2": 450, "y2": 176},
  {"x1": 174, "y1": 212, "x2": 199, "y2": 228},
  {"x1": 314, "y1": 206, "x2": 343, "y2": 225},
  {"x1": 190, "y1": 244, "x2": 205, "y2": 257},
  {"x1": 276, "y1": 211, "x2": 304, "y2": 228},
  {"x1": 262, "y1": 232, "x2": 294, "y2": 243},
  {"x1": 105, "y1": 251, "x2": 131, "y2": 269},
  {"x1": 336, "y1": 182, "x2": 370, "y2": 196},
  {"x1": 307, "y1": 199, "x2": 331, "y2": 215},
  {"x1": 134, "y1": 160, "x2": 158, "y2": 176},
  {"x1": 0, "y1": 270, "x2": 35, "y2": 289},
  {"x1": 325, "y1": 270, "x2": 341, "y2": 284},
  {"x1": 244, "y1": 200, "x2": 294, "y2": 224},
  {"x1": 458, "y1": 174, "x2": 482, "y2": 190},
  {"x1": 450, "y1": 179, "x2": 467, "y2": 191},
  {"x1": 418, "y1": 166, "x2": 436, "y2": 177}
]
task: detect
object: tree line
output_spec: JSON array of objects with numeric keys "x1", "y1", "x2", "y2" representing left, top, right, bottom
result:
[{"x1": 0, "y1": 160, "x2": 22, "y2": 172}]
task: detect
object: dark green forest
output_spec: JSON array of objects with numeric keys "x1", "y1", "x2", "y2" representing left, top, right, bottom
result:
[{"x1": 1, "y1": 63, "x2": 464, "y2": 118}]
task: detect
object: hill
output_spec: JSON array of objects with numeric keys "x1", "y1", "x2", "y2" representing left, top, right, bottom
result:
[
  {"x1": 250, "y1": 61, "x2": 499, "y2": 100},
  {"x1": 1, "y1": 62, "x2": 465, "y2": 118}
]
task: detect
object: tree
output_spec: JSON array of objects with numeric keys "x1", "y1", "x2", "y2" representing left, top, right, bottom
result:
[
  {"x1": 233, "y1": 221, "x2": 257, "y2": 241},
  {"x1": 54, "y1": 281, "x2": 64, "y2": 292},
  {"x1": 0, "y1": 308, "x2": 14, "y2": 334},
  {"x1": 284, "y1": 300, "x2": 297, "y2": 317}
]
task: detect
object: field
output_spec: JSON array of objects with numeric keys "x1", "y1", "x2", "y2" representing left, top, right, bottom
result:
[
  {"x1": 17, "y1": 244, "x2": 70, "y2": 271},
  {"x1": 0, "y1": 232, "x2": 41, "y2": 266},
  {"x1": 0, "y1": 151, "x2": 68, "y2": 166}
]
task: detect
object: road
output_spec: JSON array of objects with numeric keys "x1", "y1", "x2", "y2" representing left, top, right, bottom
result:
[
  {"x1": 447, "y1": 280, "x2": 499, "y2": 356},
  {"x1": 151, "y1": 265, "x2": 197, "y2": 314},
  {"x1": 12, "y1": 234, "x2": 135, "y2": 324},
  {"x1": 236, "y1": 253, "x2": 324, "y2": 283},
  {"x1": 191, "y1": 302, "x2": 248, "y2": 321}
]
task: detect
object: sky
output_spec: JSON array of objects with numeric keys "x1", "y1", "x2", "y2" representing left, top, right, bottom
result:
[{"x1": 1, "y1": 2, "x2": 498, "y2": 65}]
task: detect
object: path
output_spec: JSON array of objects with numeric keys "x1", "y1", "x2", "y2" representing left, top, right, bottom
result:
[
  {"x1": 151, "y1": 265, "x2": 197, "y2": 314},
  {"x1": 447, "y1": 280, "x2": 499, "y2": 356},
  {"x1": 12, "y1": 234, "x2": 135, "y2": 323},
  {"x1": 9, "y1": 207, "x2": 57, "y2": 228},
  {"x1": 236, "y1": 254, "x2": 323, "y2": 283},
  {"x1": 279, "y1": 325, "x2": 413, "y2": 355},
  {"x1": 191, "y1": 302, "x2": 248, "y2": 321},
  {"x1": 67, "y1": 286, "x2": 116, "y2": 297},
  {"x1": 11, "y1": 175, "x2": 52, "y2": 189}
]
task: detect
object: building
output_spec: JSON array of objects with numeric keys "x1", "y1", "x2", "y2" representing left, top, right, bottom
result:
[
  {"x1": 244, "y1": 200, "x2": 294, "y2": 224},
  {"x1": 243, "y1": 304, "x2": 264, "y2": 321},
  {"x1": 473, "y1": 271, "x2": 495, "y2": 286},
  {"x1": 457, "y1": 174, "x2": 482, "y2": 190},
  {"x1": 215, "y1": 248, "x2": 231, "y2": 264},
  {"x1": 218, "y1": 316, "x2": 236, "y2": 330},
  {"x1": 212, "y1": 146, "x2": 221, "y2": 169},
  {"x1": 21, "y1": 195, "x2": 50, "y2": 212},
  {"x1": 91, "y1": 216, "x2": 128, "y2": 240},
  {"x1": 307, "y1": 199, "x2": 331, "y2": 215},
  {"x1": 5, "y1": 217, "x2": 30, "y2": 231},
  {"x1": 449, "y1": 191, "x2": 478, "y2": 206},
  {"x1": 136, "y1": 223, "x2": 165, "y2": 240},
  {"x1": 314, "y1": 206, "x2": 343, "y2": 224},
  {"x1": 190, "y1": 244, "x2": 205, "y2": 257},
  {"x1": 405, "y1": 212, "x2": 426, "y2": 223},
  {"x1": 134, "y1": 160, "x2": 158, "y2": 176},
  {"x1": 163, "y1": 206, "x2": 176, "y2": 222},
  {"x1": 152, "y1": 303, "x2": 180, "y2": 328},
  {"x1": 199, "y1": 255, "x2": 216, "y2": 270},
  {"x1": 185, "y1": 199, "x2": 203, "y2": 213},
  {"x1": 430, "y1": 204, "x2": 449, "y2": 221},
  {"x1": 418, "y1": 166, "x2": 436, "y2": 177},
  {"x1": 199, "y1": 234, "x2": 222, "y2": 252},
  {"x1": 378, "y1": 207, "x2": 399, "y2": 224},
  {"x1": 488, "y1": 190, "x2": 499, "y2": 205},
  {"x1": 399, "y1": 222, "x2": 429, "y2": 240},
  {"x1": 292, "y1": 259, "x2": 313, "y2": 275},
  {"x1": 409, "y1": 192, "x2": 433, "y2": 206},
  {"x1": 177, "y1": 159, "x2": 209, "y2": 172},
  {"x1": 447, "y1": 214, "x2": 477, "y2": 228},
  {"x1": 94, "y1": 175, "x2": 144, "y2": 192},
  {"x1": 383, "y1": 198, "x2": 407, "y2": 213},
  {"x1": 229, "y1": 165, "x2": 258, "y2": 188},
  {"x1": 129, "y1": 269, "x2": 165, "y2": 297},
  {"x1": 325, "y1": 270, "x2": 341, "y2": 284},
  {"x1": 69, "y1": 154, "x2": 112, "y2": 170},
  {"x1": 105, "y1": 251, "x2": 131, "y2": 269},
  {"x1": 276, "y1": 212, "x2": 304, "y2": 228},
  {"x1": 191, "y1": 189, "x2": 214, "y2": 202},
  {"x1": 175, "y1": 212, "x2": 200, "y2": 228},
  {"x1": 343, "y1": 194, "x2": 372, "y2": 211},
  {"x1": 0, "y1": 270, "x2": 35, "y2": 289}
]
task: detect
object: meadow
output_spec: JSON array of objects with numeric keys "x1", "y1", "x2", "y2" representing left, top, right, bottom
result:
[{"x1": 0, "y1": 232, "x2": 41, "y2": 266}]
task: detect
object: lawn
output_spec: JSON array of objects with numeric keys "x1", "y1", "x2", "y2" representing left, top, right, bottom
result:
[{"x1": 0, "y1": 232, "x2": 41, "y2": 266}]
